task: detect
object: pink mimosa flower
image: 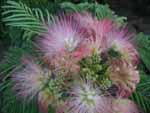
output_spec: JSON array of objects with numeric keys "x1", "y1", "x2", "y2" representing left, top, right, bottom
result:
[
  {"x1": 108, "y1": 59, "x2": 140, "y2": 98},
  {"x1": 62, "y1": 81, "x2": 112, "y2": 113},
  {"x1": 38, "y1": 14, "x2": 89, "y2": 61},
  {"x1": 8, "y1": 11, "x2": 142, "y2": 113},
  {"x1": 50, "y1": 50, "x2": 81, "y2": 76},
  {"x1": 112, "y1": 99, "x2": 140, "y2": 113},
  {"x1": 71, "y1": 45, "x2": 91, "y2": 59},
  {"x1": 73, "y1": 12, "x2": 95, "y2": 28},
  {"x1": 92, "y1": 19, "x2": 114, "y2": 38},
  {"x1": 87, "y1": 19, "x2": 114, "y2": 54},
  {"x1": 73, "y1": 12, "x2": 114, "y2": 54},
  {"x1": 12, "y1": 58, "x2": 49, "y2": 100},
  {"x1": 105, "y1": 29, "x2": 139, "y2": 65}
]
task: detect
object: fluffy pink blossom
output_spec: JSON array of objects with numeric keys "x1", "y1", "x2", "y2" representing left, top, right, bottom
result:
[
  {"x1": 74, "y1": 13, "x2": 139, "y2": 64},
  {"x1": 87, "y1": 19, "x2": 114, "y2": 54},
  {"x1": 112, "y1": 98, "x2": 140, "y2": 113},
  {"x1": 12, "y1": 58, "x2": 49, "y2": 100},
  {"x1": 71, "y1": 45, "x2": 91, "y2": 59},
  {"x1": 61, "y1": 81, "x2": 113, "y2": 113},
  {"x1": 38, "y1": 14, "x2": 89, "y2": 61},
  {"x1": 108, "y1": 59, "x2": 140, "y2": 98},
  {"x1": 72, "y1": 12, "x2": 95, "y2": 28},
  {"x1": 50, "y1": 50, "x2": 81, "y2": 76},
  {"x1": 105, "y1": 29, "x2": 139, "y2": 65},
  {"x1": 73, "y1": 12, "x2": 114, "y2": 54}
]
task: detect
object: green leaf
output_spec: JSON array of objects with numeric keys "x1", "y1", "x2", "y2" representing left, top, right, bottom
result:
[
  {"x1": 0, "y1": 45, "x2": 33, "y2": 80},
  {"x1": 131, "y1": 92, "x2": 150, "y2": 113},
  {"x1": 0, "y1": 81, "x2": 40, "y2": 113},
  {"x1": 2, "y1": 0, "x2": 54, "y2": 35},
  {"x1": 136, "y1": 33, "x2": 150, "y2": 71},
  {"x1": 130, "y1": 71, "x2": 150, "y2": 113},
  {"x1": 136, "y1": 71, "x2": 150, "y2": 99}
]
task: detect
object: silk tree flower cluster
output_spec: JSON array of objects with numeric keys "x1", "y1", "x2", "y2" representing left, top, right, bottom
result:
[{"x1": 12, "y1": 12, "x2": 140, "y2": 113}]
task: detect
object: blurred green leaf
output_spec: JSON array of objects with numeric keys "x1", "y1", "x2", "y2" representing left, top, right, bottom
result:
[
  {"x1": 136, "y1": 33, "x2": 150, "y2": 71},
  {"x1": 130, "y1": 71, "x2": 150, "y2": 113},
  {"x1": 2, "y1": 0, "x2": 54, "y2": 35}
]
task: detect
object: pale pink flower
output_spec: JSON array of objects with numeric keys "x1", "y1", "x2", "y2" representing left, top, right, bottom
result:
[
  {"x1": 12, "y1": 58, "x2": 49, "y2": 100},
  {"x1": 105, "y1": 29, "x2": 139, "y2": 65},
  {"x1": 73, "y1": 12, "x2": 114, "y2": 54},
  {"x1": 71, "y1": 45, "x2": 91, "y2": 59},
  {"x1": 91, "y1": 19, "x2": 114, "y2": 38},
  {"x1": 38, "y1": 15, "x2": 89, "y2": 61},
  {"x1": 108, "y1": 59, "x2": 140, "y2": 98},
  {"x1": 74, "y1": 13, "x2": 139, "y2": 64},
  {"x1": 61, "y1": 81, "x2": 112, "y2": 113},
  {"x1": 72, "y1": 12, "x2": 95, "y2": 28},
  {"x1": 87, "y1": 19, "x2": 114, "y2": 54},
  {"x1": 112, "y1": 98, "x2": 140, "y2": 113},
  {"x1": 50, "y1": 50, "x2": 81, "y2": 76}
]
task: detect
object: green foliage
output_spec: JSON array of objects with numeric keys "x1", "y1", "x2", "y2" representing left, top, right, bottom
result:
[
  {"x1": 136, "y1": 33, "x2": 150, "y2": 71},
  {"x1": 2, "y1": 0, "x2": 53, "y2": 35},
  {"x1": 0, "y1": 43, "x2": 33, "y2": 80},
  {"x1": 0, "y1": 47, "x2": 24, "y2": 77},
  {"x1": 130, "y1": 71, "x2": 150, "y2": 113},
  {"x1": 130, "y1": 33, "x2": 150, "y2": 113},
  {"x1": 0, "y1": 81, "x2": 40, "y2": 113},
  {"x1": 5, "y1": 27, "x2": 33, "y2": 46},
  {"x1": 137, "y1": 72, "x2": 150, "y2": 98},
  {"x1": 23, "y1": 0, "x2": 48, "y2": 5},
  {"x1": 130, "y1": 92, "x2": 150, "y2": 113}
]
